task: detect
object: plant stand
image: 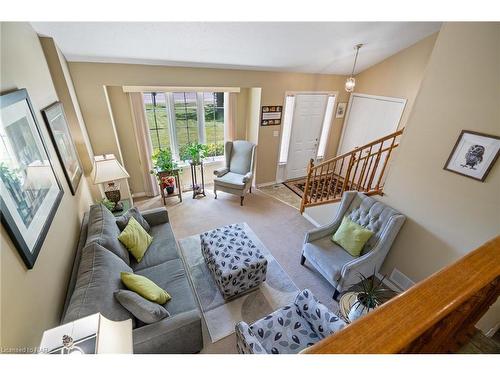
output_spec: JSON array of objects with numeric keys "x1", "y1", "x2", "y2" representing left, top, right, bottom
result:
[
  {"x1": 189, "y1": 160, "x2": 206, "y2": 199},
  {"x1": 157, "y1": 169, "x2": 182, "y2": 205}
]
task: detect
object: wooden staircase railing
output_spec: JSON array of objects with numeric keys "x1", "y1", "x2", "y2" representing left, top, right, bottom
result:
[
  {"x1": 302, "y1": 236, "x2": 500, "y2": 354},
  {"x1": 299, "y1": 129, "x2": 404, "y2": 213}
]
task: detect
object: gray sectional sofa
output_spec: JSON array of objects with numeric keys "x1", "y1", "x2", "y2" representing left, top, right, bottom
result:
[{"x1": 61, "y1": 204, "x2": 203, "y2": 354}]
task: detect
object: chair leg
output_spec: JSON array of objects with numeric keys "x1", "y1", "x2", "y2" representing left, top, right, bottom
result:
[
  {"x1": 214, "y1": 190, "x2": 217, "y2": 199},
  {"x1": 249, "y1": 186, "x2": 252, "y2": 193},
  {"x1": 332, "y1": 289, "x2": 340, "y2": 300},
  {"x1": 240, "y1": 196, "x2": 244, "y2": 206},
  {"x1": 300, "y1": 254, "x2": 306, "y2": 265}
]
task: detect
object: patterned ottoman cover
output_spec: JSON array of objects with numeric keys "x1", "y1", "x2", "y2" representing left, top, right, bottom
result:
[{"x1": 200, "y1": 223, "x2": 268, "y2": 300}]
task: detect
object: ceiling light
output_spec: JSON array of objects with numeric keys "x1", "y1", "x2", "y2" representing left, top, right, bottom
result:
[{"x1": 345, "y1": 44, "x2": 363, "y2": 93}]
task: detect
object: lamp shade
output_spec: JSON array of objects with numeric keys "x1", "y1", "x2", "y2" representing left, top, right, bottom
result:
[{"x1": 92, "y1": 154, "x2": 130, "y2": 184}]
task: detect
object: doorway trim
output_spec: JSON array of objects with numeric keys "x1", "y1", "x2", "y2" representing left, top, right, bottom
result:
[
  {"x1": 336, "y1": 92, "x2": 407, "y2": 155},
  {"x1": 275, "y1": 90, "x2": 338, "y2": 183}
]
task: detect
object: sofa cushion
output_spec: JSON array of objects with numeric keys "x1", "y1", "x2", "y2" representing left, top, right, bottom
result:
[
  {"x1": 130, "y1": 223, "x2": 180, "y2": 271},
  {"x1": 121, "y1": 272, "x2": 171, "y2": 304},
  {"x1": 302, "y1": 237, "x2": 354, "y2": 283},
  {"x1": 137, "y1": 259, "x2": 198, "y2": 316},
  {"x1": 114, "y1": 290, "x2": 170, "y2": 324},
  {"x1": 332, "y1": 216, "x2": 374, "y2": 257},
  {"x1": 229, "y1": 140, "x2": 254, "y2": 175},
  {"x1": 86, "y1": 204, "x2": 130, "y2": 265},
  {"x1": 116, "y1": 207, "x2": 151, "y2": 233},
  {"x1": 63, "y1": 242, "x2": 134, "y2": 325},
  {"x1": 118, "y1": 217, "x2": 153, "y2": 262}
]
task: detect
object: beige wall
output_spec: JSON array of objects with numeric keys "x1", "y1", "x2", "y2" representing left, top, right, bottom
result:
[
  {"x1": 67, "y1": 62, "x2": 351, "y2": 186},
  {"x1": 0, "y1": 23, "x2": 94, "y2": 349},
  {"x1": 379, "y1": 23, "x2": 500, "y2": 332},
  {"x1": 353, "y1": 33, "x2": 438, "y2": 129}
]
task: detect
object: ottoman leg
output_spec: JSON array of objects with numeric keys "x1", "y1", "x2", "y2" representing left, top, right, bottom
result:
[
  {"x1": 300, "y1": 254, "x2": 306, "y2": 265},
  {"x1": 240, "y1": 196, "x2": 244, "y2": 206}
]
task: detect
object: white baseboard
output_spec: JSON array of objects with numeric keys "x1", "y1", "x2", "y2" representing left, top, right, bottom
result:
[
  {"x1": 256, "y1": 181, "x2": 278, "y2": 188},
  {"x1": 132, "y1": 192, "x2": 146, "y2": 198},
  {"x1": 303, "y1": 212, "x2": 322, "y2": 228},
  {"x1": 376, "y1": 272, "x2": 403, "y2": 294},
  {"x1": 485, "y1": 323, "x2": 500, "y2": 338}
]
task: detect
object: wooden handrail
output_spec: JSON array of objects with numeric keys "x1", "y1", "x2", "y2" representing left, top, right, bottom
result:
[
  {"x1": 299, "y1": 129, "x2": 404, "y2": 213},
  {"x1": 303, "y1": 236, "x2": 500, "y2": 354}
]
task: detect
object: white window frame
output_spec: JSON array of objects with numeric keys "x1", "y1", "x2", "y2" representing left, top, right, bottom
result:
[
  {"x1": 147, "y1": 91, "x2": 225, "y2": 164},
  {"x1": 316, "y1": 95, "x2": 336, "y2": 160}
]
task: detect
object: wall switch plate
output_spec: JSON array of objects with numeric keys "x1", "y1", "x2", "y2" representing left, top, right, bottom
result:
[{"x1": 273, "y1": 130, "x2": 279, "y2": 137}]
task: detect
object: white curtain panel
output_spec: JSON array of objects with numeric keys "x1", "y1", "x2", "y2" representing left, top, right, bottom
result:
[
  {"x1": 224, "y1": 92, "x2": 237, "y2": 141},
  {"x1": 129, "y1": 92, "x2": 160, "y2": 197}
]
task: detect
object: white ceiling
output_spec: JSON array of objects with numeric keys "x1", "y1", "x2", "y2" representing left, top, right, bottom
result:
[{"x1": 31, "y1": 22, "x2": 441, "y2": 75}]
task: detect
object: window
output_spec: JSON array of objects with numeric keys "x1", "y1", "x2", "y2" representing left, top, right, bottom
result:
[
  {"x1": 144, "y1": 91, "x2": 225, "y2": 162},
  {"x1": 278, "y1": 95, "x2": 296, "y2": 164},
  {"x1": 316, "y1": 96, "x2": 336, "y2": 159}
]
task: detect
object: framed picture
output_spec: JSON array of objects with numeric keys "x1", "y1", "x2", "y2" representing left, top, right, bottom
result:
[
  {"x1": 42, "y1": 102, "x2": 83, "y2": 195},
  {"x1": 0, "y1": 89, "x2": 64, "y2": 269},
  {"x1": 261, "y1": 105, "x2": 282, "y2": 126},
  {"x1": 336, "y1": 102, "x2": 347, "y2": 118},
  {"x1": 444, "y1": 130, "x2": 500, "y2": 182}
]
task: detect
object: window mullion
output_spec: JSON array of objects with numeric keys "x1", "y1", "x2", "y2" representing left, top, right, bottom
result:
[
  {"x1": 196, "y1": 92, "x2": 206, "y2": 144},
  {"x1": 165, "y1": 92, "x2": 179, "y2": 160}
]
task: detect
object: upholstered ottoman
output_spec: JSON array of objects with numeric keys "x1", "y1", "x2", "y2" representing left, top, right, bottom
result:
[{"x1": 200, "y1": 223, "x2": 268, "y2": 300}]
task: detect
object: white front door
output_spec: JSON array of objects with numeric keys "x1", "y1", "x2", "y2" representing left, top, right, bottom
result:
[
  {"x1": 286, "y1": 94, "x2": 328, "y2": 180},
  {"x1": 337, "y1": 93, "x2": 407, "y2": 155}
]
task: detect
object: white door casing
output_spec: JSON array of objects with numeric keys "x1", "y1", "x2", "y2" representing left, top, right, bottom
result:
[{"x1": 286, "y1": 94, "x2": 328, "y2": 180}]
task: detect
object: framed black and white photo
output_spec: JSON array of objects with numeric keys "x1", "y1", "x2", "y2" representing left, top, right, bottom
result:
[
  {"x1": 0, "y1": 89, "x2": 64, "y2": 269},
  {"x1": 335, "y1": 102, "x2": 347, "y2": 118},
  {"x1": 444, "y1": 130, "x2": 500, "y2": 182},
  {"x1": 42, "y1": 102, "x2": 83, "y2": 195}
]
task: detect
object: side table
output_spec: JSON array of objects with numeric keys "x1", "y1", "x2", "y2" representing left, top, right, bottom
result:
[
  {"x1": 157, "y1": 169, "x2": 182, "y2": 205},
  {"x1": 189, "y1": 160, "x2": 206, "y2": 199},
  {"x1": 112, "y1": 198, "x2": 131, "y2": 217}
]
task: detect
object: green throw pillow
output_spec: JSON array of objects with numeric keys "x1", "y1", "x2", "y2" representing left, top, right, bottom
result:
[
  {"x1": 332, "y1": 216, "x2": 374, "y2": 257},
  {"x1": 120, "y1": 272, "x2": 171, "y2": 304},
  {"x1": 118, "y1": 216, "x2": 153, "y2": 262}
]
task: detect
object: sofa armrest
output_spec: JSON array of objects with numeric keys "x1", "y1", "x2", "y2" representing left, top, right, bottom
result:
[
  {"x1": 213, "y1": 167, "x2": 229, "y2": 177},
  {"x1": 294, "y1": 289, "x2": 346, "y2": 337},
  {"x1": 235, "y1": 321, "x2": 266, "y2": 354},
  {"x1": 133, "y1": 309, "x2": 202, "y2": 354},
  {"x1": 141, "y1": 207, "x2": 169, "y2": 226},
  {"x1": 242, "y1": 172, "x2": 253, "y2": 183}
]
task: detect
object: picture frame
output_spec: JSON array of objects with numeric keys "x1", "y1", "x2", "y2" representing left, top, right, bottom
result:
[
  {"x1": 443, "y1": 130, "x2": 500, "y2": 182},
  {"x1": 0, "y1": 89, "x2": 64, "y2": 269},
  {"x1": 260, "y1": 105, "x2": 282, "y2": 126},
  {"x1": 42, "y1": 102, "x2": 83, "y2": 195},
  {"x1": 336, "y1": 102, "x2": 347, "y2": 118}
]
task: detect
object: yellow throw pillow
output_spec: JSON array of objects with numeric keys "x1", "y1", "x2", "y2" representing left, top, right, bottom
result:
[
  {"x1": 120, "y1": 272, "x2": 171, "y2": 304},
  {"x1": 332, "y1": 216, "x2": 374, "y2": 257},
  {"x1": 118, "y1": 216, "x2": 153, "y2": 262}
]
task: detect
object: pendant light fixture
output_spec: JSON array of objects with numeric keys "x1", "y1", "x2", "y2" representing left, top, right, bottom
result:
[{"x1": 345, "y1": 44, "x2": 363, "y2": 93}]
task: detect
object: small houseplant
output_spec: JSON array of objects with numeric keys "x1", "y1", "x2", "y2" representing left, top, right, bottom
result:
[
  {"x1": 348, "y1": 272, "x2": 391, "y2": 322},
  {"x1": 150, "y1": 148, "x2": 178, "y2": 174},
  {"x1": 186, "y1": 142, "x2": 207, "y2": 165}
]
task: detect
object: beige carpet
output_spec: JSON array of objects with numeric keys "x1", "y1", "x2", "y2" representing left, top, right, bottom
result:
[{"x1": 135, "y1": 188, "x2": 338, "y2": 354}]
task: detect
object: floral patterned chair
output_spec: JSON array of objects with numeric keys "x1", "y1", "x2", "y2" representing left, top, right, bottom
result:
[{"x1": 235, "y1": 289, "x2": 345, "y2": 354}]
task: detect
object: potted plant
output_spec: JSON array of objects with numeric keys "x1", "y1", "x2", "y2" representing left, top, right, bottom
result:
[
  {"x1": 347, "y1": 272, "x2": 391, "y2": 322},
  {"x1": 186, "y1": 142, "x2": 207, "y2": 165},
  {"x1": 150, "y1": 148, "x2": 178, "y2": 174},
  {"x1": 161, "y1": 176, "x2": 175, "y2": 194}
]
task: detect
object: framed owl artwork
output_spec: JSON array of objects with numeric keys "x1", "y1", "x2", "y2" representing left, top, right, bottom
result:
[{"x1": 444, "y1": 130, "x2": 500, "y2": 182}]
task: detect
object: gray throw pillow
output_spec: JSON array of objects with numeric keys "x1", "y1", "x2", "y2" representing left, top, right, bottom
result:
[
  {"x1": 114, "y1": 290, "x2": 169, "y2": 324},
  {"x1": 116, "y1": 207, "x2": 151, "y2": 233}
]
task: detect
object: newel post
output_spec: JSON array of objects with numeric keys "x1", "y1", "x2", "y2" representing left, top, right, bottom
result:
[{"x1": 300, "y1": 159, "x2": 315, "y2": 214}]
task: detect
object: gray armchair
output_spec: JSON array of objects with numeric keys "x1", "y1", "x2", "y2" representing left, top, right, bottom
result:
[
  {"x1": 301, "y1": 191, "x2": 406, "y2": 299},
  {"x1": 213, "y1": 140, "x2": 256, "y2": 206}
]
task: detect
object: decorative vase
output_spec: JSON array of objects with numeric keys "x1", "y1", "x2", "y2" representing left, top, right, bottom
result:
[
  {"x1": 166, "y1": 185, "x2": 174, "y2": 194},
  {"x1": 348, "y1": 297, "x2": 370, "y2": 322}
]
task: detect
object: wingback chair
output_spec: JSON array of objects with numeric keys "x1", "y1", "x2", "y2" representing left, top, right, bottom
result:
[
  {"x1": 213, "y1": 140, "x2": 256, "y2": 206},
  {"x1": 301, "y1": 191, "x2": 406, "y2": 299}
]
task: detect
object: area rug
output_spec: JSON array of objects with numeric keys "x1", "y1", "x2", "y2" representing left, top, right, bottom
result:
[
  {"x1": 284, "y1": 175, "x2": 344, "y2": 200},
  {"x1": 178, "y1": 222, "x2": 300, "y2": 343}
]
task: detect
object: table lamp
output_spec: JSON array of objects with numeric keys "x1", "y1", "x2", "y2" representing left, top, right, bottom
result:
[
  {"x1": 92, "y1": 154, "x2": 130, "y2": 212},
  {"x1": 39, "y1": 313, "x2": 133, "y2": 354}
]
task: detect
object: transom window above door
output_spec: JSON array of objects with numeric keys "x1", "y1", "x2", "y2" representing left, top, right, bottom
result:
[{"x1": 143, "y1": 91, "x2": 225, "y2": 162}]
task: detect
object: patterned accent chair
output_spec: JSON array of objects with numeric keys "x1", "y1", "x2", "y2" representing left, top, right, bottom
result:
[
  {"x1": 213, "y1": 140, "x2": 256, "y2": 206},
  {"x1": 301, "y1": 191, "x2": 406, "y2": 299},
  {"x1": 235, "y1": 289, "x2": 345, "y2": 354}
]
